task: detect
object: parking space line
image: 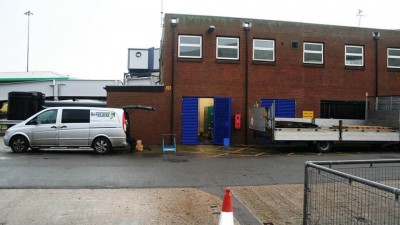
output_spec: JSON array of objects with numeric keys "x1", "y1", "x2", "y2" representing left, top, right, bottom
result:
[
  {"x1": 234, "y1": 154, "x2": 256, "y2": 157},
  {"x1": 287, "y1": 153, "x2": 294, "y2": 156},
  {"x1": 233, "y1": 148, "x2": 246, "y2": 153},
  {"x1": 207, "y1": 154, "x2": 225, "y2": 158},
  {"x1": 254, "y1": 152, "x2": 265, "y2": 157}
]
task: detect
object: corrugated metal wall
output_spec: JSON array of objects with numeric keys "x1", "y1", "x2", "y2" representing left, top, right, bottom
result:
[
  {"x1": 181, "y1": 97, "x2": 198, "y2": 144},
  {"x1": 213, "y1": 97, "x2": 231, "y2": 145},
  {"x1": 261, "y1": 99, "x2": 296, "y2": 118}
]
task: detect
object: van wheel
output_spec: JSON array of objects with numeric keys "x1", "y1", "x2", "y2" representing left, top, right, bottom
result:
[
  {"x1": 316, "y1": 141, "x2": 333, "y2": 153},
  {"x1": 10, "y1": 136, "x2": 29, "y2": 153},
  {"x1": 93, "y1": 137, "x2": 112, "y2": 154}
]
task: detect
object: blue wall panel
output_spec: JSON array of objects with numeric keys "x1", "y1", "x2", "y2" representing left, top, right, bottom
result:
[
  {"x1": 261, "y1": 99, "x2": 296, "y2": 118},
  {"x1": 182, "y1": 97, "x2": 199, "y2": 144},
  {"x1": 213, "y1": 97, "x2": 231, "y2": 145}
]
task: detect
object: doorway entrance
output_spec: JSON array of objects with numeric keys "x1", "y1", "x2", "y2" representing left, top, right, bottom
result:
[
  {"x1": 198, "y1": 98, "x2": 214, "y2": 143},
  {"x1": 182, "y1": 97, "x2": 231, "y2": 145}
]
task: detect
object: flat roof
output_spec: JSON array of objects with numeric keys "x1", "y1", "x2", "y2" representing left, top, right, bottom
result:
[{"x1": 0, "y1": 71, "x2": 71, "y2": 82}]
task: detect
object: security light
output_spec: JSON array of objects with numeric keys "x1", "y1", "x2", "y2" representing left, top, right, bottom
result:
[
  {"x1": 171, "y1": 18, "x2": 179, "y2": 27},
  {"x1": 372, "y1": 32, "x2": 380, "y2": 40},
  {"x1": 208, "y1": 25, "x2": 215, "y2": 33},
  {"x1": 242, "y1": 22, "x2": 252, "y2": 30}
]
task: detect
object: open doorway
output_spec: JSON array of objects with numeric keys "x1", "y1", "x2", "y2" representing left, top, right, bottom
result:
[
  {"x1": 182, "y1": 97, "x2": 231, "y2": 145},
  {"x1": 198, "y1": 98, "x2": 214, "y2": 143}
]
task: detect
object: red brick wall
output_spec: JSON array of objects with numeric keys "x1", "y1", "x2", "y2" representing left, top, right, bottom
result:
[
  {"x1": 108, "y1": 14, "x2": 400, "y2": 145},
  {"x1": 107, "y1": 91, "x2": 171, "y2": 145}
]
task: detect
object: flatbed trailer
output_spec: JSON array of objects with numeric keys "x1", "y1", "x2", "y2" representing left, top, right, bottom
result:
[{"x1": 249, "y1": 104, "x2": 400, "y2": 152}]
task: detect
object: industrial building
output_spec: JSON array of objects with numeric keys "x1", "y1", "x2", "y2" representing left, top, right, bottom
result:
[
  {"x1": 0, "y1": 71, "x2": 121, "y2": 102},
  {"x1": 106, "y1": 14, "x2": 400, "y2": 145}
]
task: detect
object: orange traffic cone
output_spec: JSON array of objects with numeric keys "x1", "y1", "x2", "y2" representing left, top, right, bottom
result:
[{"x1": 218, "y1": 187, "x2": 234, "y2": 225}]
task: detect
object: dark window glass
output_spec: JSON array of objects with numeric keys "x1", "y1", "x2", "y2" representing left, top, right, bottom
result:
[
  {"x1": 389, "y1": 58, "x2": 400, "y2": 67},
  {"x1": 61, "y1": 109, "x2": 90, "y2": 123},
  {"x1": 320, "y1": 101, "x2": 365, "y2": 119},
  {"x1": 305, "y1": 43, "x2": 322, "y2": 51},
  {"x1": 304, "y1": 53, "x2": 322, "y2": 63},
  {"x1": 180, "y1": 46, "x2": 201, "y2": 57},
  {"x1": 254, "y1": 50, "x2": 274, "y2": 60},
  {"x1": 180, "y1": 36, "x2": 201, "y2": 45},
  {"x1": 218, "y1": 38, "x2": 238, "y2": 47},
  {"x1": 218, "y1": 48, "x2": 238, "y2": 59}
]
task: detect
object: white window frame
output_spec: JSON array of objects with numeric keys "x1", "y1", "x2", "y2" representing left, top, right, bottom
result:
[
  {"x1": 345, "y1": 45, "x2": 364, "y2": 67},
  {"x1": 387, "y1": 48, "x2": 400, "y2": 68},
  {"x1": 303, "y1": 42, "x2": 324, "y2": 64},
  {"x1": 253, "y1": 39, "x2": 275, "y2": 62},
  {"x1": 216, "y1": 37, "x2": 239, "y2": 60},
  {"x1": 178, "y1": 35, "x2": 202, "y2": 58}
]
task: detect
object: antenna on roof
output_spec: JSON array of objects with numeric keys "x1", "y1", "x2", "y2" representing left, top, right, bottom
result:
[
  {"x1": 161, "y1": 0, "x2": 164, "y2": 27},
  {"x1": 357, "y1": 9, "x2": 365, "y2": 27}
]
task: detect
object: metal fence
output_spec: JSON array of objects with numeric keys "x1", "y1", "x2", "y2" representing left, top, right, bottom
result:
[
  {"x1": 303, "y1": 160, "x2": 400, "y2": 225},
  {"x1": 368, "y1": 96, "x2": 400, "y2": 111}
]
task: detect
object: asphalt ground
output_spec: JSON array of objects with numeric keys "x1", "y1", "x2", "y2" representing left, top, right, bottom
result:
[{"x1": 1, "y1": 137, "x2": 400, "y2": 224}]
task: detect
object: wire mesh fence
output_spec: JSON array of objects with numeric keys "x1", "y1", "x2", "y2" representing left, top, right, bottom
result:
[
  {"x1": 303, "y1": 160, "x2": 400, "y2": 225},
  {"x1": 368, "y1": 96, "x2": 400, "y2": 111}
]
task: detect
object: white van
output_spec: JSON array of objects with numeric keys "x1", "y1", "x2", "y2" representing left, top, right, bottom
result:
[{"x1": 3, "y1": 106, "x2": 148, "y2": 154}]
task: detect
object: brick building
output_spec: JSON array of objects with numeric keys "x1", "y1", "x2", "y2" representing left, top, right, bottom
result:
[{"x1": 106, "y1": 14, "x2": 400, "y2": 145}]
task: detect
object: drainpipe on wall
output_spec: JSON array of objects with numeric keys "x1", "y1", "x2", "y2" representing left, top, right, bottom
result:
[
  {"x1": 170, "y1": 18, "x2": 178, "y2": 134},
  {"x1": 243, "y1": 22, "x2": 252, "y2": 145},
  {"x1": 373, "y1": 31, "x2": 380, "y2": 110}
]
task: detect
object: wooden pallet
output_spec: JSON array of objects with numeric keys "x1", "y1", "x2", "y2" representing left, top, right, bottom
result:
[{"x1": 331, "y1": 125, "x2": 395, "y2": 132}]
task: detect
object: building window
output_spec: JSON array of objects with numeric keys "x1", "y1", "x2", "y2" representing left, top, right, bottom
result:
[
  {"x1": 253, "y1": 39, "x2": 275, "y2": 61},
  {"x1": 388, "y1": 48, "x2": 400, "y2": 68},
  {"x1": 178, "y1": 35, "x2": 202, "y2": 58},
  {"x1": 216, "y1": 37, "x2": 239, "y2": 60},
  {"x1": 345, "y1": 45, "x2": 364, "y2": 66},
  {"x1": 303, "y1": 42, "x2": 323, "y2": 64}
]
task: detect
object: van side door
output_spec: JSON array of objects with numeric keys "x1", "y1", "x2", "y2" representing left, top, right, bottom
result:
[
  {"x1": 58, "y1": 109, "x2": 90, "y2": 146},
  {"x1": 27, "y1": 109, "x2": 59, "y2": 146}
]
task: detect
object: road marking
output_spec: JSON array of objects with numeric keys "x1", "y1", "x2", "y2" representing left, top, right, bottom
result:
[
  {"x1": 233, "y1": 148, "x2": 246, "y2": 153},
  {"x1": 207, "y1": 154, "x2": 225, "y2": 158},
  {"x1": 317, "y1": 153, "x2": 322, "y2": 156},
  {"x1": 287, "y1": 153, "x2": 294, "y2": 156},
  {"x1": 254, "y1": 152, "x2": 266, "y2": 157},
  {"x1": 0, "y1": 157, "x2": 11, "y2": 160},
  {"x1": 234, "y1": 154, "x2": 256, "y2": 157}
]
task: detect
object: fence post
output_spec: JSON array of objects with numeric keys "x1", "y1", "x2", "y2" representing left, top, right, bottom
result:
[
  {"x1": 390, "y1": 97, "x2": 392, "y2": 110},
  {"x1": 303, "y1": 162, "x2": 309, "y2": 225}
]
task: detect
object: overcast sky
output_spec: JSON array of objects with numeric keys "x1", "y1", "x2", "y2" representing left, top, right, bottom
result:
[{"x1": 0, "y1": 0, "x2": 399, "y2": 80}]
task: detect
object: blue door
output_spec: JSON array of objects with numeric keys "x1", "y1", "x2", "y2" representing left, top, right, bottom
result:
[
  {"x1": 213, "y1": 97, "x2": 231, "y2": 145},
  {"x1": 181, "y1": 97, "x2": 199, "y2": 144},
  {"x1": 261, "y1": 99, "x2": 296, "y2": 118}
]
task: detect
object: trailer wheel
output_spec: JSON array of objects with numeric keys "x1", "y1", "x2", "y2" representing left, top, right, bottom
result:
[
  {"x1": 93, "y1": 137, "x2": 112, "y2": 154},
  {"x1": 10, "y1": 135, "x2": 29, "y2": 153},
  {"x1": 316, "y1": 141, "x2": 333, "y2": 153}
]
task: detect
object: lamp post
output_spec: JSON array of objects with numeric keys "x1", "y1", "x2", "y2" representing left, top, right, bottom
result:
[{"x1": 24, "y1": 11, "x2": 33, "y2": 72}]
